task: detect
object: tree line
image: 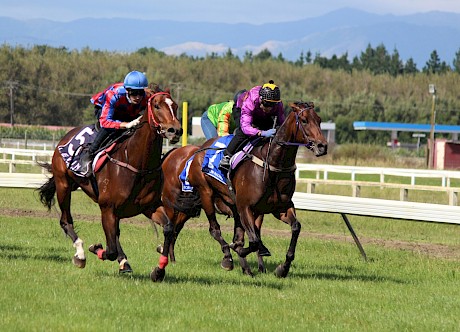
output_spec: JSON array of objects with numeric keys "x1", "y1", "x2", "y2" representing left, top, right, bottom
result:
[{"x1": 0, "y1": 43, "x2": 459, "y2": 145}]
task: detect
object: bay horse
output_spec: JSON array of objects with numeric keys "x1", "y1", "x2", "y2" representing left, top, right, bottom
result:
[
  {"x1": 37, "y1": 86, "x2": 182, "y2": 280},
  {"x1": 152, "y1": 101, "x2": 327, "y2": 278}
]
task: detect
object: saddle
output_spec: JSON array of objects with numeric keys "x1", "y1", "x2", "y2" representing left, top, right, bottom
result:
[
  {"x1": 57, "y1": 124, "x2": 128, "y2": 177},
  {"x1": 179, "y1": 135, "x2": 262, "y2": 192}
]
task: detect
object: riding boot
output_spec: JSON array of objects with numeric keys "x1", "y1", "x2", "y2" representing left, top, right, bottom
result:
[
  {"x1": 80, "y1": 128, "x2": 111, "y2": 176},
  {"x1": 79, "y1": 149, "x2": 93, "y2": 176},
  {"x1": 219, "y1": 128, "x2": 246, "y2": 170}
]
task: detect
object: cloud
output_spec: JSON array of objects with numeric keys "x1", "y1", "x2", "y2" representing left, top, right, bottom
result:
[{"x1": 162, "y1": 42, "x2": 230, "y2": 57}]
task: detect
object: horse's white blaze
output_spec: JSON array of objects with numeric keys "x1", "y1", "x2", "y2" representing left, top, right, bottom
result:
[
  {"x1": 165, "y1": 98, "x2": 176, "y2": 120},
  {"x1": 73, "y1": 238, "x2": 85, "y2": 260}
]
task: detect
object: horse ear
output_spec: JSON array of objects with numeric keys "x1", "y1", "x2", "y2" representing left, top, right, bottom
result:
[
  {"x1": 149, "y1": 83, "x2": 161, "y2": 92},
  {"x1": 164, "y1": 87, "x2": 171, "y2": 94}
]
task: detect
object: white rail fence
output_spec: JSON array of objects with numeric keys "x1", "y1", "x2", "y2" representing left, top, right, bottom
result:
[
  {"x1": 295, "y1": 164, "x2": 460, "y2": 206},
  {"x1": 0, "y1": 148, "x2": 53, "y2": 173}
]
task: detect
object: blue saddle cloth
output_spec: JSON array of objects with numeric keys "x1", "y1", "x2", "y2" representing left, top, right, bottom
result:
[
  {"x1": 202, "y1": 135, "x2": 233, "y2": 185},
  {"x1": 179, "y1": 155, "x2": 195, "y2": 192},
  {"x1": 178, "y1": 135, "x2": 233, "y2": 192}
]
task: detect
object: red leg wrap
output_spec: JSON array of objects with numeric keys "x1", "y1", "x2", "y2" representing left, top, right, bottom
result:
[
  {"x1": 158, "y1": 255, "x2": 169, "y2": 269},
  {"x1": 97, "y1": 249, "x2": 106, "y2": 260}
]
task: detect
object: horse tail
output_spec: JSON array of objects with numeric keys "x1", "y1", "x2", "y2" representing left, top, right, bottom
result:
[{"x1": 36, "y1": 162, "x2": 56, "y2": 211}]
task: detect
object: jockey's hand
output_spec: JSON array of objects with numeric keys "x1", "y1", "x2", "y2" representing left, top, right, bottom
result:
[
  {"x1": 261, "y1": 128, "x2": 276, "y2": 137},
  {"x1": 124, "y1": 116, "x2": 142, "y2": 129}
]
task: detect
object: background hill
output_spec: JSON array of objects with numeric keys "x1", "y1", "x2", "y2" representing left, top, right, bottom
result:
[{"x1": 1, "y1": 8, "x2": 460, "y2": 67}]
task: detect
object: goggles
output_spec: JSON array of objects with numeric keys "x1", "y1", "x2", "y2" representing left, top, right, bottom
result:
[
  {"x1": 261, "y1": 100, "x2": 278, "y2": 108},
  {"x1": 128, "y1": 89, "x2": 145, "y2": 96}
]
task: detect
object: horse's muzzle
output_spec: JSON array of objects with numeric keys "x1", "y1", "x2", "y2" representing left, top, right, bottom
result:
[
  {"x1": 165, "y1": 127, "x2": 183, "y2": 144},
  {"x1": 314, "y1": 143, "x2": 328, "y2": 157}
]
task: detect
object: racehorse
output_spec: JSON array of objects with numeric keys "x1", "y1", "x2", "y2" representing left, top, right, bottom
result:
[
  {"x1": 152, "y1": 101, "x2": 327, "y2": 278},
  {"x1": 37, "y1": 86, "x2": 182, "y2": 279}
]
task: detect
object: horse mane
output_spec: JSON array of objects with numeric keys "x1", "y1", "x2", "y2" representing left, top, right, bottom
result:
[
  {"x1": 145, "y1": 83, "x2": 171, "y2": 97},
  {"x1": 291, "y1": 100, "x2": 315, "y2": 110}
]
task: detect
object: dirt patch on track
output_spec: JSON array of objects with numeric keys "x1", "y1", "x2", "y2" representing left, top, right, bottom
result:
[{"x1": 6, "y1": 208, "x2": 460, "y2": 261}]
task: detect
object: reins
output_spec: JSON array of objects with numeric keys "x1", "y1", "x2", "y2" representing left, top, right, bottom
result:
[
  {"x1": 255, "y1": 106, "x2": 314, "y2": 173},
  {"x1": 104, "y1": 91, "x2": 172, "y2": 175},
  {"x1": 276, "y1": 108, "x2": 314, "y2": 149}
]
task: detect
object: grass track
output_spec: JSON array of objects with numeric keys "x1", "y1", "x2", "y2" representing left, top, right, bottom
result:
[{"x1": 0, "y1": 188, "x2": 460, "y2": 331}]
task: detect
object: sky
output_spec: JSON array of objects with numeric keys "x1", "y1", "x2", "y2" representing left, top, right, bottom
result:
[{"x1": 1, "y1": 0, "x2": 460, "y2": 23}]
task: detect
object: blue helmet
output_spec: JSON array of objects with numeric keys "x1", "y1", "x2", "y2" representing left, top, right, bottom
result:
[{"x1": 123, "y1": 71, "x2": 148, "y2": 89}]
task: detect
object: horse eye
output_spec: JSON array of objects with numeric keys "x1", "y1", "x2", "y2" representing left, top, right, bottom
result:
[{"x1": 154, "y1": 103, "x2": 160, "y2": 110}]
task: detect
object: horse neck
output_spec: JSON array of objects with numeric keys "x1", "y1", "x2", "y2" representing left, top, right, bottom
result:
[
  {"x1": 128, "y1": 121, "x2": 163, "y2": 168},
  {"x1": 262, "y1": 124, "x2": 299, "y2": 169}
]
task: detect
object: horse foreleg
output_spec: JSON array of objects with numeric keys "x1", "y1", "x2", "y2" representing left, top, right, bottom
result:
[
  {"x1": 151, "y1": 220, "x2": 173, "y2": 282},
  {"x1": 230, "y1": 210, "x2": 254, "y2": 276},
  {"x1": 254, "y1": 215, "x2": 268, "y2": 273},
  {"x1": 90, "y1": 210, "x2": 119, "y2": 262},
  {"x1": 275, "y1": 207, "x2": 301, "y2": 278},
  {"x1": 147, "y1": 206, "x2": 177, "y2": 262},
  {"x1": 235, "y1": 206, "x2": 260, "y2": 258}
]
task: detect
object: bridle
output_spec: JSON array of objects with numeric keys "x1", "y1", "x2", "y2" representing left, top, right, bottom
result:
[
  {"x1": 276, "y1": 106, "x2": 315, "y2": 150},
  {"x1": 147, "y1": 91, "x2": 178, "y2": 137},
  {"x1": 105, "y1": 91, "x2": 177, "y2": 175}
]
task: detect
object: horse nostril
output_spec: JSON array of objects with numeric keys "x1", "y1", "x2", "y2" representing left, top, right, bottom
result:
[
  {"x1": 178, "y1": 128, "x2": 184, "y2": 136},
  {"x1": 167, "y1": 127, "x2": 175, "y2": 133}
]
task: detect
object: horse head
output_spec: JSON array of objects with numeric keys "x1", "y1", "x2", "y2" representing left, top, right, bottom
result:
[
  {"x1": 145, "y1": 87, "x2": 183, "y2": 144},
  {"x1": 283, "y1": 101, "x2": 328, "y2": 157}
]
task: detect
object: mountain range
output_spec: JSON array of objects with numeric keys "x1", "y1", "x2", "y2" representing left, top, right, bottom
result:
[{"x1": 2, "y1": 8, "x2": 460, "y2": 68}]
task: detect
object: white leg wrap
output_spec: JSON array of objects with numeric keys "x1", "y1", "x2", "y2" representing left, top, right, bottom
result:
[
  {"x1": 119, "y1": 258, "x2": 128, "y2": 267},
  {"x1": 73, "y1": 238, "x2": 86, "y2": 260}
]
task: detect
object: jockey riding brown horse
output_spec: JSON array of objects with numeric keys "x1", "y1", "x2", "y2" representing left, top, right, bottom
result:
[
  {"x1": 152, "y1": 101, "x2": 327, "y2": 279},
  {"x1": 37, "y1": 86, "x2": 182, "y2": 280}
]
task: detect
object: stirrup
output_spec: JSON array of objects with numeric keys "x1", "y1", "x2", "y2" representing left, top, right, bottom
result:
[
  {"x1": 79, "y1": 151, "x2": 93, "y2": 177},
  {"x1": 219, "y1": 155, "x2": 231, "y2": 170}
]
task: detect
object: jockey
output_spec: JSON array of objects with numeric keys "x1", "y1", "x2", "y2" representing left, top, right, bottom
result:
[
  {"x1": 201, "y1": 89, "x2": 247, "y2": 139},
  {"x1": 219, "y1": 81, "x2": 285, "y2": 170},
  {"x1": 79, "y1": 70, "x2": 149, "y2": 176},
  {"x1": 201, "y1": 100, "x2": 235, "y2": 139}
]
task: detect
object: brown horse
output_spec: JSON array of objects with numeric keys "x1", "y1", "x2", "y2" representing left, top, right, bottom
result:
[
  {"x1": 37, "y1": 86, "x2": 182, "y2": 280},
  {"x1": 153, "y1": 101, "x2": 327, "y2": 278}
]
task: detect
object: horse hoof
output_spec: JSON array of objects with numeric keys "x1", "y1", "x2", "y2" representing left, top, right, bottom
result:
[
  {"x1": 89, "y1": 243, "x2": 103, "y2": 254},
  {"x1": 258, "y1": 243, "x2": 272, "y2": 257},
  {"x1": 274, "y1": 265, "x2": 288, "y2": 278},
  {"x1": 258, "y1": 248, "x2": 271, "y2": 257},
  {"x1": 150, "y1": 267, "x2": 166, "y2": 282},
  {"x1": 156, "y1": 245, "x2": 163, "y2": 255},
  {"x1": 242, "y1": 268, "x2": 254, "y2": 278},
  {"x1": 119, "y1": 262, "x2": 133, "y2": 274},
  {"x1": 72, "y1": 256, "x2": 86, "y2": 268},
  {"x1": 221, "y1": 257, "x2": 234, "y2": 271}
]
